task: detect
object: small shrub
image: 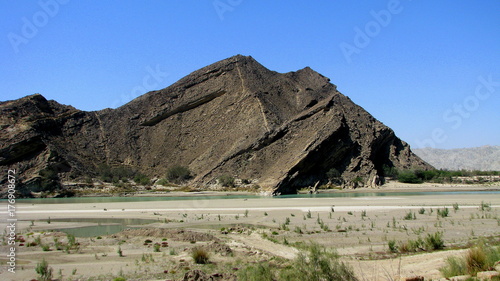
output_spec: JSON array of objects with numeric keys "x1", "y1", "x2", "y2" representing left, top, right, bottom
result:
[
  {"x1": 440, "y1": 256, "x2": 467, "y2": 278},
  {"x1": 117, "y1": 246, "x2": 124, "y2": 257},
  {"x1": 156, "y1": 178, "x2": 169, "y2": 186},
  {"x1": 437, "y1": 207, "x2": 449, "y2": 218},
  {"x1": 452, "y1": 203, "x2": 459, "y2": 212},
  {"x1": 154, "y1": 243, "x2": 161, "y2": 252},
  {"x1": 192, "y1": 247, "x2": 210, "y2": 264},
  {"x1": 466, "y1": 246, "x2": 488, "y2": 275},
  {"x1": 480, "y1": 201, "x2": 491, "y2": 211},
  {"x1": 166, "y1": 165, "x2": 192, "y2": 183},
  {"x1": 441, "y1": 244, "x2": 500, "y2": 277},
  {"x1": 425, "y1": 232, "x2": 444, "y2": 250},
  {"x1": 133, "y1": 173, "x2": 150, "y2": 185},
  {"x1": 238, "y1": 263, "x2": 274, "y2": 281},
  {"x1": 418, "y1": 207, "x2": 426, "y2": 215},
  {"x1": 35, "y1": 259, "x2": 53, "y2": 281},
  {"x1": 218, "y1": 175, "x2": 235, "y2": 187},
  {"x1": 279, "y1": 243, "x2": 358, "y2": 281},
  {"x1": 388, "y1": 240, "x2": 397, "y2": 253},
  {"x1": 403, "y1": 210, "x2": 415, "y2": 220},
  {"x1": 397, "y1": 170, "x2": 423, "y2": 183}
]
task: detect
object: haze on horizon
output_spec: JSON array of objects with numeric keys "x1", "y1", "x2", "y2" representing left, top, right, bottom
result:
[{"x1": 1, "y1": 0, "x2": 498, "y2": 150}]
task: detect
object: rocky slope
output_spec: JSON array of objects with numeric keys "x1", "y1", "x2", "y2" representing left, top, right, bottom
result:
[
  {"x1": 413, "y1": 146, "x2": 500, "y2": 171},
  {"x1": 0, "y1": 55, "x2": 431, "y2": 196}
]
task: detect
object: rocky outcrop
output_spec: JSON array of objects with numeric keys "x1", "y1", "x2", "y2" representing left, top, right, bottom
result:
[{"x1": 0, "y1": 55, "x2": 432, "y2": 196}]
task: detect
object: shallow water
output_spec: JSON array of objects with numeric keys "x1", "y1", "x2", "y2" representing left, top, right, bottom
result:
[
  {"x1": 15, "y1": 190, "x2": 499, "y2": 237},
  {"x1": 10, "y1": 190, "x2": 500, "y2": 204},
  {"x1": 42, "y1": 218, "x2": 158, "y2": 237}
]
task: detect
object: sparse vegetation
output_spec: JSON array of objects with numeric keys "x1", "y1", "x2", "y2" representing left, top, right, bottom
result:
[
  {"x1": 403, "y1": 210, "x2": 416, "y2": 220},
  {"x1": 280, "y1": 243, "x2": 358, "y2": 281},
  {"x1": 133, "y1": 173, "x2": 150, "y2": 185},
  {"x1": 437, "y1": 207, "x2": 449, "y2": 218},
  {"x1": 166, "y1": 165, "x2": 192, "y2": 183},
  {"x1": 35, "y1": 259, "x2": 53, "y2": 281},
  {"x1": 424, "y1": 231, "x2": 444, "y2": 250},
  {"x1": 238, "y1": 263, "x2": 274, "y2": 281},
  {"x1": 480, "y1": 201, "x2": 492, "y2": 211},
  {"x1": 393, "y1": 168, "x2": 499, "y2": 184},
  {"x1": 218, "y1": 174, "x2": 235, "y2": 187},
  {"x1": 440, "y1": 242, "x2": 500, "y2": 278},
  {"x1": 191, "y1": 247, "x2": 210, "y2": 264},
  {"x1": 155, "y1": 178, "x2": 169, "y2": 186},
  {"x1": 397, "y1": 170, "x2": 423, "y2": 183},
  {"x1": 388, "y1": 240, "x2": 397, "y2": 253}
]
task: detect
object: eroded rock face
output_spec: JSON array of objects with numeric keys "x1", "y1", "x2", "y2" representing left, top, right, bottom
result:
[{"x1": 0, "y1": 55, "x2": 431, "y2": 196}]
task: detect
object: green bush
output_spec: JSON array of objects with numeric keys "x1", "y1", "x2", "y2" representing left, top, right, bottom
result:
[
  {"x1": 388, "y1": 240, "x2": 397, "y2": 253},
  {"x1": 437, "y1": 207, "x2": 449, "y2": 218},
  {"x1": 382, "y1": 165, "x2": 399, "y2": 178},
  {"x1": 425, "y1": 232, "x2": 444, "y2": 250},
  {"x1": 98, "y1": 164, "x2": 136, "y2": 182},
  {"x1": 238, "y1": 263, "x2": 274, "y2": 281},
  {"x1": 403, "y1": 210, "x2": 416, "y2": 220},
  {"x1": 39, "y1": 167, "x2": 61, "y2": 191},
  {"x1": 440, "y1": 256, "x2": 467, "y2": 278},
  {"x1": 280, "y1": 243, "x2": 358, "y2": 281},
  {"x1": 326, "y1": 168, "x2": 342, "y2": 184},
  {"x1": 397, "y1": 170, "x2": 423, "y2": 184},
  {"x1": 156, "y1": 178, "x2": 169, "y2": 186},
  {"x1": 35, "y1": 259, "x2": 53, "y2": 281},
  {"x1": 166, "y1": 165, "x2": 192, "y2": 183},
  {"x1": 218, "y1": 175, "x2": 235, "y2": 187},
  {"x1": 153, "y1": 243, "x2": 161, "y2": 252},
  {"x1": 133, "y1": 173, "x2": 150, "y2": 185},
  {"x1": 440, "y1": 244, "x2": 500, "y2": 277}
]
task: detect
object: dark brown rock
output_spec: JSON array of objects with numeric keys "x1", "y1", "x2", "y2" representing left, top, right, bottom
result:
[{"x1": 0, "y1": 55, "x2": 432, "y2": 196}]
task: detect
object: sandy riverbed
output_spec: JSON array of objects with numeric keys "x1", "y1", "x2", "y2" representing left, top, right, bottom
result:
[{"x1": 1, "y1": 184, "x2": 499, "y2": 280}]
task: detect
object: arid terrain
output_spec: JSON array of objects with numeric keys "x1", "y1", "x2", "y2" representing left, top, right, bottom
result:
[{"x1": 1, "y1": 183, "x2": 499, "y2": 281}]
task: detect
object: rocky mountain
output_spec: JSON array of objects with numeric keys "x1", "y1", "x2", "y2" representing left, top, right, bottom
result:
[
  {"x1": 413, "y1": 146, "x2": 500, "y2": 171},
  {"x1": 0, "y1": 55, "x2": 431, "y2": 196}
]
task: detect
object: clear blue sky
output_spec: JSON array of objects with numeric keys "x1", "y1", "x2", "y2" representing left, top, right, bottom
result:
[{"x1": 1, "y1": 0, "x2": 499, "y2": 149}]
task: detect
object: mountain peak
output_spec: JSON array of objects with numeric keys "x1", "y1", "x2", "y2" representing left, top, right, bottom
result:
[{"x1": 0, "y1": 56, "x2": 431, "y2": 197}]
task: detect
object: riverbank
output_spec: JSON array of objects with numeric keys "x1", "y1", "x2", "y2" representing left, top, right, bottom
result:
[
  {"x1": 63, "y1": 181, "x2": 500, "y2": 199},
  {"x1": 1, "y1": 184, "x2": 499, "y2": 280}
]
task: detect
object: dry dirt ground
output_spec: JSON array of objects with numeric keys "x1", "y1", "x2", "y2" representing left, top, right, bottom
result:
[{"x1": 1, "y1": 184, "x2": 499, "y2": 280}]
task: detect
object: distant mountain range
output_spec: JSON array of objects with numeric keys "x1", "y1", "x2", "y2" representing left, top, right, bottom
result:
[{"x1": 413, "y1": 146, "x2": 500, "y2": 171}]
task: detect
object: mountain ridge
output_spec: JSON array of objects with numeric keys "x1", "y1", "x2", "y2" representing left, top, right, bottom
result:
[
  {"x1": 0, "y1": 55, "x2": 431, "y2": 196},
  {"x1": 413, "y1": 146, "x2": 500, "y2": 171}
]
